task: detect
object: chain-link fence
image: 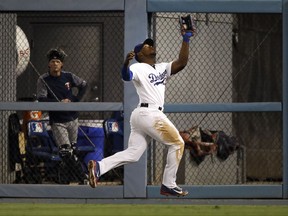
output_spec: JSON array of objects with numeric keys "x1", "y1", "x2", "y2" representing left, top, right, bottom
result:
[
  {"x1": 147, "y1": 12, "x2": 282, "y2": 185},
  {"x1": 0, "y1": 11, "x2": 283, "y2": 187},
  {"x1": 1, "y1": 11, "x2": 125, "y2": 185}
]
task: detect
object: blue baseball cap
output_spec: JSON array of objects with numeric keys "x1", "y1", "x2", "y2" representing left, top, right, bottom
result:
[{"x1": 134, "y1": 38, "x2": 154, "y2": 62}]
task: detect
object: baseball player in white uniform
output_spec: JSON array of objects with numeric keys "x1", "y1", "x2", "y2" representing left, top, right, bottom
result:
[{"x1": 88, "y1": 27, "x2": 194, "y2": 196}]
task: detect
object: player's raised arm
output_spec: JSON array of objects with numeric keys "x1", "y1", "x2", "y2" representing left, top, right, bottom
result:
[
  {"x1": 171, "y1": 31, "x2": 194, "y2": 75},
  {"x1": 171, "y1": 16, "x2": 196, "y2": 75}
]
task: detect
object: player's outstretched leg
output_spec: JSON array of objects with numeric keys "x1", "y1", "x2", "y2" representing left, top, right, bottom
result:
[
  {"x1": 88, "y1": 160, "x2": 100, "y2": 188},
  {"x1": 160, "y1": 184, "x2": 188, "y2": 197}
]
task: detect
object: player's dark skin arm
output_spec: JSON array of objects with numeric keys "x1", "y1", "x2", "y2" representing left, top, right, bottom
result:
[
  {"x1": 171, "y1": 40, "x2": 190, "y2": 75},
  {"x1": 123, "y1": 52, "x2": 134, "y2": 67},
  {"x1": 171, "y1": 28, "x2": 194, "y2": 75}
]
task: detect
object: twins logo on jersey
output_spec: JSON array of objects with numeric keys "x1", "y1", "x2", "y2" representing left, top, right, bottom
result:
[
  {"x1": 148, "y1": 70, "x2": 168, "y2": 86},
  {"x1": 65, "y1": 82, "x2": 71, "y2": 90}
]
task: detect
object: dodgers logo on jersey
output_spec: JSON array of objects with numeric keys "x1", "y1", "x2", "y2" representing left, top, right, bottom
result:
[{"x1": 149, "y1": 70, "x2": 167, "y2": 86}]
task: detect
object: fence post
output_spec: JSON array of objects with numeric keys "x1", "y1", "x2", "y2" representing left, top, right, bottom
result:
[
  {"x1": 282, "y1": 0, "x2": 288, "y2": 199},
  {"x1": 123, "y1": 0, "x2": 148, "y2": 198}
]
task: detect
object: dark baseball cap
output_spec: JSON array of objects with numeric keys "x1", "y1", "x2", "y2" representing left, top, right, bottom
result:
[
  {"x1": 134, "y1": 38, "x2": 154, "y2": 62},
  {"x1": 47, "y1": 48, "x2": 67, "y2": 62}
]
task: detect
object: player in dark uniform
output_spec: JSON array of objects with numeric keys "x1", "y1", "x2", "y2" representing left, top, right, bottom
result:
[{"x1": 37, "y1": 48, "x2": 87, "y2": 157}]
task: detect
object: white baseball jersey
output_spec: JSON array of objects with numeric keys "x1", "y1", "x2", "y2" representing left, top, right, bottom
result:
[{"x1": 129, "y1": 62, "x2": 173, "y2": 108}]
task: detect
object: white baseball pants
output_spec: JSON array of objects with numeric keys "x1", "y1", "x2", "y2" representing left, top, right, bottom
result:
[{"x1": 98, "y1": 107, "x2": 185, "y2": 188}]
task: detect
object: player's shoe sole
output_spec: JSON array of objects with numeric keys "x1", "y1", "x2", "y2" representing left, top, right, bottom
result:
[
  {"x1": 88, "y1": 160, "x2": 98, "y2": 188},
  {"x1": 160, "y1": 184, "x2": 188, "y2": 197}
]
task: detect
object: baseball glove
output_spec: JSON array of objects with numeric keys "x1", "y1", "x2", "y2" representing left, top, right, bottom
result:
[
  {"x1": 179, "y1": 14, "x2": 196, "y2": 31},
  {"x1": 180, "y1": 126, "x2": 239, "y2": 164},
  {"x1": 180, "y1": 126, "x2": 217, "y2": 157}
]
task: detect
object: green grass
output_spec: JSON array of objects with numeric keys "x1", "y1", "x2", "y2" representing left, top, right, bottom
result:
[{"x1": 0, "y1": 203, "x2": 288, "y2": 216}]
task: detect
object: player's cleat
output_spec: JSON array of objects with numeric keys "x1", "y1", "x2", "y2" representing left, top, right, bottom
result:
[
  {"x1": 88, "y1": 160, "x2": 100, "y2": 188},
  {"x1": 160, "y1": 184, "x2": 189, "y2": 197}
]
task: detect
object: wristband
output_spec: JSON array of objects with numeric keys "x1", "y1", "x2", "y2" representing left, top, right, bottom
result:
[
  {"x1": 183, "y1": 32, "x2": 193, "y2": 43},
  {"x1": 183, "y1": 36, "x2": 190, "y2": 43},
  {"x1": 121, "y1": 66, "x2": 133, "y2": 81}
]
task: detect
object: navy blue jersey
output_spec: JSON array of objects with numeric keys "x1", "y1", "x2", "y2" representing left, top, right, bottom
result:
[{"x1": 37, "y1": 71, "x2": 87, "y2": 124}]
